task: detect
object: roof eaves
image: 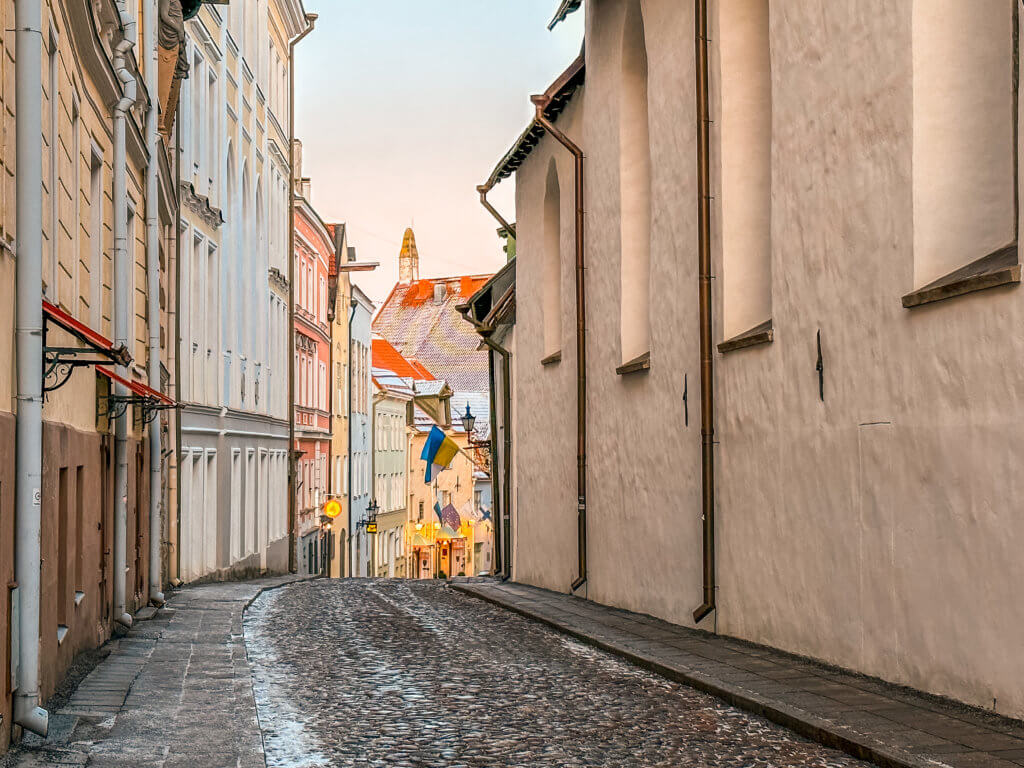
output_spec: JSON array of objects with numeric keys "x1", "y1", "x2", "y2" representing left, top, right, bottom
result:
[
  {"x1": 549, "y1": 0, "x2": 583, "y2": 31},
  {"x1": 485, "y1": 53, "x2": 585, "y2": 188}
]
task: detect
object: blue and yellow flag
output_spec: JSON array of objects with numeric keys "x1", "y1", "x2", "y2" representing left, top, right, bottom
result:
[{"x1": 421, "y1": 426, "x2": 459, "y2": 483}]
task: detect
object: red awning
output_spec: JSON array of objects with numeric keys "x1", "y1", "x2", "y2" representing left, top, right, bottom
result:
[
  {"x1": 97, "y1": 367, "x2": 175, "y2": 406},
  {"x1": 43, "y1": 300, "x2": 131, "y2": 364}
]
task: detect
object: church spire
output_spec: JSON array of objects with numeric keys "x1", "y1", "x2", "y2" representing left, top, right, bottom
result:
[{"x1": 398, "y1": 227, "x2": 420, "y2": 284}]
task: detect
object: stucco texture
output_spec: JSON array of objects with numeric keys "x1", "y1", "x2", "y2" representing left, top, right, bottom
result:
[{"x1": 510, "y1": 0, "x2": 1024, "y2": 719}]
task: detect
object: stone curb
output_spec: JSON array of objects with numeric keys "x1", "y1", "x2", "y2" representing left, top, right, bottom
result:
[
  {"x1": 241, "y1": 574, "x2": 319, "y2": 613},
  {"x1": 452, "y1": 584, "x2": 948, "y2": 768}
]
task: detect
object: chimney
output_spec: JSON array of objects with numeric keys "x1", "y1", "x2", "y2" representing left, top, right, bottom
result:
[
  {"x1": 433, "y1": 283, "x2": 447, "y2": 305},
  {"x1": 398, "y1": 228, "x2": 420, "y2": 284}
]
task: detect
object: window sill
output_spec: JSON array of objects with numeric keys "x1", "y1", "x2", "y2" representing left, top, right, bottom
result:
[
  {"x1": 616, "y1": 351, "x2": 651, "y2": 376},
  {"x1": 541, "y1": 351, "x2": 562, "y2": 366},
  {"x1": 718, "y1": 319, "x2": 774, "y2": 354},
  {"x1": 902, "y1": 245, "x2": 1019, "y2": 308}
]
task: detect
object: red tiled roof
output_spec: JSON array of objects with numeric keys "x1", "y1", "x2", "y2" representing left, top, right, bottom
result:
[
  {"x1": 372, "y1": 337, "x2": 435, "y2": 380},
  {"x1": 373, "y1": 274, "x2": 494, "y2": 394}
]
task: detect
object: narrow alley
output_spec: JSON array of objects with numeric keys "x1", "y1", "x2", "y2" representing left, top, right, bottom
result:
[{"x1": 7, "y1": 579, "x2": 869, "y2": 768}]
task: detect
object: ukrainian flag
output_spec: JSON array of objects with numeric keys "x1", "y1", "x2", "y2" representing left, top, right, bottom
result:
[{"x1": 421, "y1": 426, "x2": 460, "y2": 483}]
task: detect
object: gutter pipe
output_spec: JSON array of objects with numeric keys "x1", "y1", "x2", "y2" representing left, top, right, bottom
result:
[
  {"x1": 692, "y1": 0, "x2": 717, "y2": 624},
  {"x1": 113, "y1": 3, "x2": 138, "y2": 630},
  {"x1": 13, "y1": 0, "x2": 49, "y2": 737},
  {"x1": 144, "y1": 0, "x2": 165, "y2": 607},
  {"x1": 173, "y1": 81, "x2": 183, "y2": 584},
  {"x1": 485, "y1": 349, "x2": 502, "y2": 576},
  {"x1": 476, "y1": 184, "x2": 516, "y2": 241},
  {"x1": 481, "y1": 335, "x2": 513, "y2": 580},
  {"x1": 347, "y1": 300, "x2": 356, "y2": 576},
  {"x1": 287, "y1": 13, "x2": 317, "y2": 573},
  {"x1": 531, "y1": 94, "x2": 588, "y2": 593}
]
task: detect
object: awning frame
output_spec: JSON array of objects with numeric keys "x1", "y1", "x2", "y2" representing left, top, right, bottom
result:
[
  {"x1": 42, "y1": 300, "x2": 132, "y2": 394},
  {"x1": 97, "y1": 367, "x2": 177, "y2": 423}
]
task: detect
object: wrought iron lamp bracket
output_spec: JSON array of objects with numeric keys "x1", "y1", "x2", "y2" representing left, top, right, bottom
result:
[{"x1": 43, "y1": 348, "x2": 115, "y2": 394}]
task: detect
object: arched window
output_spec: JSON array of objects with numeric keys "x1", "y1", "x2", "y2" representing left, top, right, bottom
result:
[
  {"x1": 619, "y1": 0, "x2": 652, "y2": 365},
  {"x1": 912, "y1": 0, "x2": 1016, "y2": 290},
  {"x1": 718, "y1": 0, "x2": 772, "y2": 342},
  {"x1": 543, "y1": 159, "x2": 562, "y2": 359}
]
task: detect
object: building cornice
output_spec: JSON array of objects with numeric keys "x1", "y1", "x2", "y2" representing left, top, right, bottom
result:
[{"x1": 181, "y1": 182, "x2": 224, "y2": 230}]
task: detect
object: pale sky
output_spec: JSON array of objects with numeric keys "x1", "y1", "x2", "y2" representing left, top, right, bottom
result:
[{"x1": 294, "y1": 1, "x2": 585, "y2": 304}]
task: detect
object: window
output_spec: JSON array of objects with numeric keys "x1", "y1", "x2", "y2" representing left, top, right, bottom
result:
[
  {"x1": 207, "y1": 242, "x2": 219, "y2": 402},
  {"x1": 543, "y1": 160, "x2": 562, "y2": 358},
  {"x1": 46, "y1": 32, "x2": 58, "y2": 303},
  {"x1": 319, "y1": 276, "x2": 326, "y2": 323},
  {"x1": 619, "y1": 0, "x2": 652, "y2": 364},
  {"x1": 192, "y1": 50, "x2": 204, "y2": 179},
  {"x1": 717, "y1": 0, "x2": 772, "y2": 341},
  {"x1": 71, "y1": 97, "x2": 81, "y2": 316},
  {"x1": 910, "y1": 0, "x2": 1017, "y2": 292},
  {"x1": 207, "y1": 71, "x2": 219, "y2": 202},
  {"x1": 89, "y1": 148, "x2": 104, "y2": 328},
  {"x1": 231, "y1": 450, "x2": 242, "y2": 562},
  {"x1": 319, "y1": 361, "x2": 327, "y2": 411}
]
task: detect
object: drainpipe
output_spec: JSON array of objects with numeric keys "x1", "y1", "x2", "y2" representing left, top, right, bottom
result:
[
  {"x1": 113, "y1": 4, "x2": 138, "y2": 629},
  {"x1": 482, "y1": 336, "x2": 513, "y2": 580},
  {"x1": 287, "y1": 13, "x2": 317, "y2": 574},
  {"x1": 476, "y1": 183, "x2": 516, "y2": 241},
  {"x1": 485, "y1": 349, "x2": 502, "y2": 576},
  {"x1": 347, "y1": 300, "x2": 355, "y2": 576},
  {"x1": 692, "y1": 0, "x2": 717, "y2": 624},
  {"x1": 531, "y1": 94, "x2": 587, "y2": 593},
  {"x1": 13, "y1": 0, "x2": 50, "y2": 737},
  {"x1": 173, "y1": 84, "x2": 183, "y2": 585},
  {"x1": 144, "y1": 0, "x2": 165, "y2": 608}
]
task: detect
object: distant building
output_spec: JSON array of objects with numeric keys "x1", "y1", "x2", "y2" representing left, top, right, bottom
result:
[
  {"x1": 371, "y1": 339, "x2": 417, "y2": 577},
  {"x1": 292, "y1": 156, "x2": 334, "y2": 576},
  {"x1": 349, "y1": 286, "x2": 375, "y2": 576},
  {"x1": 373, "y1": 228, "x2": 493, "y2": 441},
  {"x1": 177, "y1": 1, "x2": 302, "y2": 583},
  {"x1": 325, "y1": 225, "x2": 352, "y2": 577}
]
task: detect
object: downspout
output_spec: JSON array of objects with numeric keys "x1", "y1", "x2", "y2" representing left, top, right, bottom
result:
[
  {"x1": 531, "y1": 94, "x2": 587, "y2": 593},
  {"x1": 173, "y1": 80, "x2": 183, "y2": 584},
  {"x1": 482, "y1": 336, "x2": 512, "y2": 580},
  {"x1": 13, "y1": 0, "x2": 50, "y2": 737},
  {"x1": 485, "y1": 349, "x2": 502, "y2": 576},
  {"x1": 287, "y1": 13, "x2": 317, "y2": 573},
  {"x1": 113, "y1": 3, "x2": 138, "y2": 630},
  {"x1": 144, "y1": 0, "x2": 165, "y2": 607},
  {"x1": 692, "y1": 0, "x2": 717, "y2": 624},
  {"x1": 476, "y1": 183, "x2": 516, "y2": 240},
  {"x1": 347, "y1": 300, "x2": 355, "y2": 576}
]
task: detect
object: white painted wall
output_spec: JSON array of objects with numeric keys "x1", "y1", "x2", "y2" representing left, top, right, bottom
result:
[{"x1": 510, "y1": 0, "x2": 1024, "y2": 719}]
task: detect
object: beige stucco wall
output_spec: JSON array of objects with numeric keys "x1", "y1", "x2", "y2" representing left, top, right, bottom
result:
[{"x1": 511, "y1": 0, "x2": 1024, "y2": 719}]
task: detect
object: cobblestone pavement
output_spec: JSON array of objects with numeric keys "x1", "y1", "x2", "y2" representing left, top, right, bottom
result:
[
  {"x1": 4, "y1": 576, "x2": 305, "y2": 768},
  {"x1": 246, "y1": 579, "x2": 872, "y2": 768}
]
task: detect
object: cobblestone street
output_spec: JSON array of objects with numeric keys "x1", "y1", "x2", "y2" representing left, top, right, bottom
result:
[{"x1": 246, "y1": 579, "x2": 870, "y2": 768}]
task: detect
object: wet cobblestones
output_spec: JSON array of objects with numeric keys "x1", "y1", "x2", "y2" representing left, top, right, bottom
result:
[{"x1": 245, "y1": 579, "x2": 871, "y2": 768}]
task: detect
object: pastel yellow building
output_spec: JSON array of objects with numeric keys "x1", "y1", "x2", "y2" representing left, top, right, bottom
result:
[{"x1": 1, "y1": 0, "x2": 177, "y2": 749}]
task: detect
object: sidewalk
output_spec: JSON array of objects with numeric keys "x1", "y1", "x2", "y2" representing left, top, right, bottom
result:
[
  {"x1": 6, "y1": 575, "x2": 306, "y2": 768},
  {"x1": 453, "y1": 580, "x2": 1024, "y2": 768}
]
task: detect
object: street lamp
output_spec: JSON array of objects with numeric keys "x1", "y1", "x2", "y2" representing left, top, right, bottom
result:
[
  {"x1": 460, "y1": 403, "x2": 491, "y2": 450},
  {"x1": 460, "y1": 403, "x2": 476, "y2": 435}
]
